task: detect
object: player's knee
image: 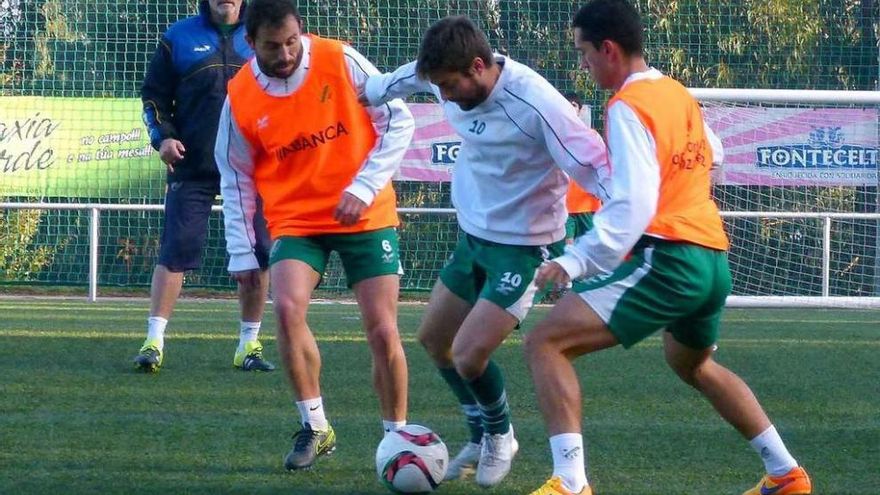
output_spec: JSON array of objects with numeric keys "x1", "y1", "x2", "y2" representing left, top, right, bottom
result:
[
  {"x1": 272, "y1": 296, "x2": 309, "y2": 328},
  {"x1": 452, "y1": 357, "x2": 485, "y2": 381},
  {"x1": 238, "y1": 274, "x2": 267, "y2": 293},
  {"x1": 665, "y1": 344, "x2": 715, "y2": 388},
  {"x1": 451, "y1": 345, "x2": 489, "y2": 380},
  {"x1": 365, "y1": 323, "x2": 401, "y2": 357},
  {"x1": 673, "y1": 367, "x2": 698, "y2": 388},
  {"x1": 666, "y1": 357, "x2": 702, "y2": 387},
  {"x1": 524, "y1": 321, "x2": 561, "y2": 364},
  {"x1": 417, "y1": 325, "x2": 447, "y2": 361}
]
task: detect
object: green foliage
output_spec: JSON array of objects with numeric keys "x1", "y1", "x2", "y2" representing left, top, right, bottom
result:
[
  {"x1": 2, "y1": 0, "x2": 875, "y2": 97},
  {"x1": 635, "y1": 0, "x2": 877, "y2": 90},
  {"x1": 0, "y1": 208, "x2": 67, "y2": 280}
]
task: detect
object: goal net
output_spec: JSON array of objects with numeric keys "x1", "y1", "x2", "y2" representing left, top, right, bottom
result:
[
  {"x1": 694, "y1": 89, "x2": 880, "y2": 307},
  {"x1": 1, "y1": 1, "x2": 878, "y2": 307}
]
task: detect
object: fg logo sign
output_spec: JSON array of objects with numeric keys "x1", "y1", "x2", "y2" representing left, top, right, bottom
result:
[{"x1": 431, "y1": 141, "x2": 461, "y2": 164}]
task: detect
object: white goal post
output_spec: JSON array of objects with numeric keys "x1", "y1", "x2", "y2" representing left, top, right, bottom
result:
[{"x1": 690, "y1": 88, "x2": 880, "y2": 105}]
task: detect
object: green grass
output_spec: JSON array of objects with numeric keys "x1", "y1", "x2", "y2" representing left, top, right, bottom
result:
[{"x1": 0, "y1": 298, "x2": 878, "y2": 494}]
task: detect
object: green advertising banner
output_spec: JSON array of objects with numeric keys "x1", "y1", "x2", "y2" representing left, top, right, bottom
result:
[{"x1": 0, "y1": 97, "x2": 164, "y2": 199}]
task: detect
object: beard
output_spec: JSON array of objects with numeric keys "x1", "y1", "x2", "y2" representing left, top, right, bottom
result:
[
  {"x1": 453, "y1": 85, "x2": 491, "y2": 111},
  {"x1": 257, "y1": 58, "x2": 296, "y2": 79}
]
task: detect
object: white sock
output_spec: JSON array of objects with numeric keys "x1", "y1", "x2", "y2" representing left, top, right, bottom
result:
[
  {"x1": 383, "y1": 420, "x2": 406, "y2": 435},
  {"x1": 550, "y1": 433, "x2": 589, "y2": 493},
  {"x1": 238, "y1": 320, "x2": 261, "y2": 353},
  {"x1": 750, "y1": 425, "x2": 798, "y2": 476},
  {"x1": 146, "y1": 316, "x2": 167, "y2": 349},
  {"x1": 296, "y1": 397, "x2": 329, "y2": 430}
]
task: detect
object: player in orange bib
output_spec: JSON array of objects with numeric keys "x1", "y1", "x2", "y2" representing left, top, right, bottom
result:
[
  {"x1": 215, "y1": 0, "x2": 415, "y2": 472},
  {"x1": 526, "y1": 2, "x2": 811, "y2": 495},
  {"x1": 562, "y1": 92, "x2": 601, "y2": 247},
  {"x1": 565, "y1": 183, "x2": 601, "y2": 243}
]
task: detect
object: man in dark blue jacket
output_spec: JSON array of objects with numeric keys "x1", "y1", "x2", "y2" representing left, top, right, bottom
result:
[{"x1": 136, "y1": 0, "x2": 273, "y2": 373}]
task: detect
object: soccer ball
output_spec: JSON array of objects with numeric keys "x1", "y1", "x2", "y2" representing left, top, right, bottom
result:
[{"x1": 375, "y1": 424, "x2": 449, "y2": 494}]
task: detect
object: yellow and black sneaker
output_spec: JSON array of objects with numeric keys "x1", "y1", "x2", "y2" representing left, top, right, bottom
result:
[
  {"x1": 133, "y1": 339, "x2": 163, "y2": 373},
  {"x1": 233, "y1": 341, "x2": 275, "y2": 372},
  {"x1": 284, "y1": 423, "x2": 337, "y2": 470}
]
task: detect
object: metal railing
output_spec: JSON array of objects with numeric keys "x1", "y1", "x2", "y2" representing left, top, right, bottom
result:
[{"x1": 3, "y1": 202, "x2": 880, "y2": 307}]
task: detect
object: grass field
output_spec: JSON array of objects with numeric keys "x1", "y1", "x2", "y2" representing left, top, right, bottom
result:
[{"x1": 0, "y1": 297, "x2": 878, "y2": 494}]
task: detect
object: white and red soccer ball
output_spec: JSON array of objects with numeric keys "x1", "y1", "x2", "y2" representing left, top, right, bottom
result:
[{"x1": 376, "y1": 424, "x2": 449, "y2": 494}]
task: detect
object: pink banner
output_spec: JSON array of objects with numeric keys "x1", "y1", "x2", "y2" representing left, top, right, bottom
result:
[
  {"x1": 398, "y1": 103, "x2": 880, "y2": 187},
  {"x1": 397, "y1": 103, "x2": 457, "y2": 182},
  {"x1": 705, "y1": 106, "x2": 879, "y2": 186}
]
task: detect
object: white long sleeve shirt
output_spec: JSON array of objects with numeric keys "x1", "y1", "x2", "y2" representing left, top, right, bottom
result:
[
  {"x1": 553, "y1": 69, "x2": 725, "y2": 280},
  {"x1": 216, "y1": 36, "x2": 415, "y2": 272},
  {"x1": 364, "y1": 56, "x2": 610, "y2": 246}
]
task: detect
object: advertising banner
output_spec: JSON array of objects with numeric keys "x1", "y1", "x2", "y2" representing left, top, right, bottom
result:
[
  {"x1": 702, "y1": 106, "x2": 877, "y2": 186},
  {"x1": 2, "y1": 99, "x2": 876, "y2": 195},
  {"x1": 399, "y1": 104, "x2": 880, "y2": 187},
  {"x1": 0, "y1": 97, "x2": 162, "y2": 198},
  {"x1": 397, "y1": 103, "x2": 457, "y2": 182}
]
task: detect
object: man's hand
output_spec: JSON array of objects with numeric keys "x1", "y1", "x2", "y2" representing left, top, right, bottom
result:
[
  {"x1": 230, "y1": 268, "x2": 262, "y2": 288},
  {"x1": 159, "y1": 138, "x2": 186, "y2": 173},
  {"x1": 535, "y1": 261, "x2": 571, "y2": 290},
  {"x1": 334, "y1": 192, "x2": 367, "y2": 226}
]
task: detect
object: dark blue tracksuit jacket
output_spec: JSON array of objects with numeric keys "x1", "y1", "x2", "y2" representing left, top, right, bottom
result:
[{"x1": 141, "y1": 1, "x2": 253, "y2": 183}]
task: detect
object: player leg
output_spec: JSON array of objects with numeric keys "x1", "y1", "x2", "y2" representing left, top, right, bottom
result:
[
  {"x1": 420, "y1": 279, "x2": 485, "y2": 481},
  {"x1": 664, "y1": 332, "x2": 810, "y2": 495},
  {"x1": 134, "y1": 180, "x2": 214, "y2": 372},
  {"x1": 526, "y1": 239, "x2": 695, "y2": 495},
  {"x1": 453, "y1": 238, "x2": 553, "y2": 487},
  {"x1": 337, "y1": 228, "x2": 409, "y2": 434},
  {"x1": 232, "y1": 198, "x2": 274, "y2": 371},
  {"x1": 407, "y1": 234, "x2": 484, "y2": 479},
  {"x1": 662, "y1": 248, "x2": 810, "y2": 495},
  {"x1": 523, "y1": 292, "x2": 617, "y2": 495},
  {"x1": 353, "y1": 274, "x2": 408, "y2": 430},
  {"x1": 270, "y1": 236, "x2": 336, "y2": 470},
  {"x1": 452, "y1": 299, "x2": 519, "y2": 489}
]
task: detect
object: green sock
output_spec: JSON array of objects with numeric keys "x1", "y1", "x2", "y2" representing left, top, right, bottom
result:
[
  {"x1": 465, "y1": 360, "x2": 511, "y2": 435},
  {"x1": 439, "y1": 367, "x2": 484, "y2": 443}
]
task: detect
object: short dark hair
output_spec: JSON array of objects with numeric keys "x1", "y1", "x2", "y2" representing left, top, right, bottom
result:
[
  {"x1": 572, "y1": 0, "x2": 644, "y2": 56},
  {"x1": 416, "y1": 16, "x2": 494, "y2": 79},
  {"x1": 245, "y1": 0, "x2": 302, "y2": 40},
  {"x1": 564, "y1": 91, "x2": 582, "y2": 108}
]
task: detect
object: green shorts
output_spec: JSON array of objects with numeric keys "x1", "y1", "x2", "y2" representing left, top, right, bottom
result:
[
  {"x1": 269, "y1": 227, "x2": 403, "y2": 287},
  {"x1": 440, "y1": 232, "x2": 565, "y2": 322},
  {"x1": 565, "y1": 212, "x2": 595, "y2": 293},
  {"x1": 565, "y1": 212, "x2": 595, "y2": 241},
  {"x1": 575, "y1": 237, "x2": 731, "y2": 350}
]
